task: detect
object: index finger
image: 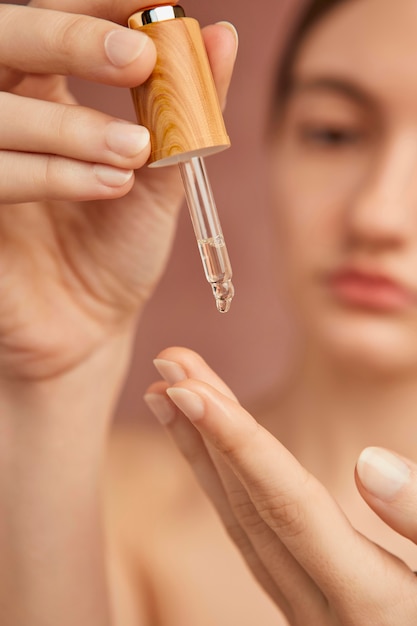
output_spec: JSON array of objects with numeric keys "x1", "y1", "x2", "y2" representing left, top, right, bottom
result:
[
  {"x1": 0, "y1": 5, "x2": 156, "y2": 87},
  {"x1": 29, "y1": 0, "x2": 178, "y2": 25}
]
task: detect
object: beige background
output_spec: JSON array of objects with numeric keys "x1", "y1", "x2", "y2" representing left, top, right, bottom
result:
[{"x1": 8, "y1": 0, "x2": 303, "y2": 421}]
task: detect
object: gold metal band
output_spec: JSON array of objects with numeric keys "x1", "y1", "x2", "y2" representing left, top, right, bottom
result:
[{"x1": 129, "y1": 5, "x2": 186, "y2": 28}]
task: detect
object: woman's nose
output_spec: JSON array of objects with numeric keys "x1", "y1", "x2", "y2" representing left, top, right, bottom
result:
[{"x1": 346, "y1": 132, "x2": 417, "y2": 251}]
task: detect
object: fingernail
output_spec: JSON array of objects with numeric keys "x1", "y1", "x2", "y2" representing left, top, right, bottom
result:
[
  {"x1": 217, "y1": 21, "x2": 239, "y2": 55},
  {"x1": 357, "y1": 447, "x2": 411, "y2": 501},
  {"x1": 153, "y1": 359, "x2": 187, "y2": 385},
  {"x1": 106, "y1": 122, "x2": 150, "y2": 157},
  {"x1": 166, "y1": 388, "x2": 205, "y2": 422},
  {"x1": 93, "y1": 164, "x2": 133, "y2": 187},
  {"x1": 104, "y1": 29, "x2": 149, "y2": 67},
  {"x1": 144, "y1": 393, "x2": 176, "y2": 425}
]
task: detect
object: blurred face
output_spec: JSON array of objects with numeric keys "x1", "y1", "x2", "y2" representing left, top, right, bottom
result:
[{"x1": 271, "y1": 0, "x2": 417, "y2": 373}]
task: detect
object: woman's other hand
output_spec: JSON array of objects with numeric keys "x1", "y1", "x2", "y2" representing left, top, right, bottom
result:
[
  {"x1": 145, "y1": 347, "x2": 417, "y2": 626},
  {"x1": 0, "y1": 2, "x2": 237, "y2": 381}
]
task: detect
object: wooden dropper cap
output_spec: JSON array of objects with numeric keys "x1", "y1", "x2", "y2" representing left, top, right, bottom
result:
[{"x1": 128, "y1": 5, "x2": 231, "y2": 168}]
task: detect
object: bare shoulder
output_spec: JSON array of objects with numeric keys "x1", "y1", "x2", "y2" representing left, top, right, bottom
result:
[
  {"x1": 104, "y1": 422, "x2": 202, "y2": 530},
  {"x1": 103, "y1": 423, "x2": 203, "y2": 625},
  {"x1": 103, "y1": 422, "x2": 286, "y2": 626}
]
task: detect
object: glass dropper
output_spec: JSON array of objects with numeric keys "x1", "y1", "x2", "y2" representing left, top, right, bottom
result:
[
  {"x1": 179, "y1": 157, "x2": 234, "y2": 313},
  {"x1": 128, "y1": 4, "x2": 234, "y2": 312}
]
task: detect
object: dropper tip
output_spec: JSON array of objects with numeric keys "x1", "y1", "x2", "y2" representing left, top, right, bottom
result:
[
  {"x1": 216, "y1": 298, "x2": 232, "y2": 314},
  {"x1": 213, "y1": 280, "x2": 235, "y2": 314}
]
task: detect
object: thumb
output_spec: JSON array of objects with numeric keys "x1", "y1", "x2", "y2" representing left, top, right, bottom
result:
[
  {"x1": 355, "y1": 447, "x2": 417, "y2": 543},
  {"x1": 202, "y1": 22, "x2": 239, "y2": 110}
]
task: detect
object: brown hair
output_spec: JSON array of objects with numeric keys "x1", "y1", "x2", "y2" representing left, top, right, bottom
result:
[{"x1": 272, "y1": 0, "x2": 347, "y2": 118}]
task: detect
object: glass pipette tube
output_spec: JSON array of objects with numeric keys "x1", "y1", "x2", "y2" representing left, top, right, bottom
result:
[{"x1": 179, "y1": 157, "x2": 234, "y2": 313}]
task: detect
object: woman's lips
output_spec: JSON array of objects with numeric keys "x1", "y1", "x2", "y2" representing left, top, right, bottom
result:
[{"x1": 326, "y1": 269, "x2": 415, "y2": 312}]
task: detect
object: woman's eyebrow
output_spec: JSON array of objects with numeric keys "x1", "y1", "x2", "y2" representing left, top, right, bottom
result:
[{"x1": 288, "y1": 76, "x2": 377, "y2": 110}]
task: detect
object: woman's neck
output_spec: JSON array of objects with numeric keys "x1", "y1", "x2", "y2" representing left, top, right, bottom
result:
[
  {"x1": 257, "y1": 346, "x2": 417, "y2": 568},
  {"x1": 261, "y1": 346, "x2": 417, "y2": 494}
]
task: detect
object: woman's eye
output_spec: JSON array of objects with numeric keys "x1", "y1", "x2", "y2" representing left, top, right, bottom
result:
[{"x1": 297, "y1": 125, "x2": 363, "y2": 147}]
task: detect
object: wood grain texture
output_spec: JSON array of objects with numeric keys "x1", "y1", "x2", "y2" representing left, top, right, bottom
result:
[{"x1": 129, "y1": 17, "x2": 231, "y2": 167}]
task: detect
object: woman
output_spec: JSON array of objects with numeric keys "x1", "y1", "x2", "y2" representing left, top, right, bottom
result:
[
  {"x1": 1, "y1": 2, "x2": 417, "y2": 626},
  {"x1": 145, "y1": 0, "x2": 417, "y2": 623}
]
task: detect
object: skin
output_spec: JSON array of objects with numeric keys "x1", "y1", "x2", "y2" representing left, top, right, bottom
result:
[
  {"x1": 146, "y1": 1, "x2": 417, "y2": 624},
  {"x1": 0, "y1": 1, "x2": 237, "y2": 625}
]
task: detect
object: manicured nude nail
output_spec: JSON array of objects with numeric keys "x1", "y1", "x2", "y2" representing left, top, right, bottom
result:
[
  {"x1": 106, "y1": 122, "x2": 150, "y2": 157},
  {"x1": 93, "y1": 164, "x2": 133, "y2": 187},
  {"x1": 104, "y1": 29, "x2": 149, "y2": 67},
  {"x1": 166, "y1": 388, "x2": 205, "y2": 422},
  {"x1": 216, "y1": 21, "x2": 239, "y2": 54},
  {"x1": 357, "y1": 447, "x2": 411, "y2": 501},
  {"x1": 144, "y1": 393, "x2": 176, "y2": 425},
  {"x1": 153, "y1": 359, "x2": 187, "y2": 385}
]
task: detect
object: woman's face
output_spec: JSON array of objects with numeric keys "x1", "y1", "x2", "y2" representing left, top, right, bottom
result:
[{"x1": 271, "y1": 0, "x2": 417, "y2": 373}]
